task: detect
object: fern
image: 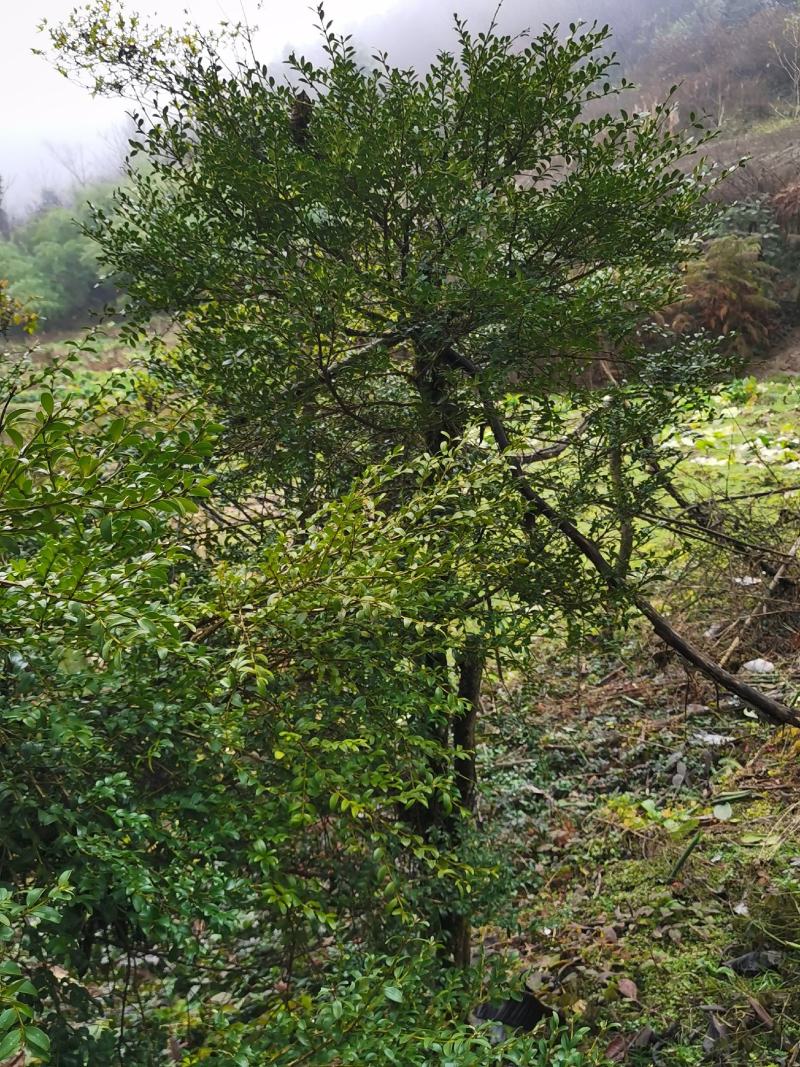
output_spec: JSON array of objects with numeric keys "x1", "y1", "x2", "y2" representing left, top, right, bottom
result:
[{"x1": 661, "y1": 235, "x2": 779, "y2": 357}]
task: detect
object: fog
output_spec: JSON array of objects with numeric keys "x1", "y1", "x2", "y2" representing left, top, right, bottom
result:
[{"x1": 2, "y1": 0, "x2": 664, "y2": 213}]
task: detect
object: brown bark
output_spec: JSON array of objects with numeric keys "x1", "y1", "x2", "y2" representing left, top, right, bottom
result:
[{"x1": 443, "y1": 648, "x2": 484, "y2": 968}]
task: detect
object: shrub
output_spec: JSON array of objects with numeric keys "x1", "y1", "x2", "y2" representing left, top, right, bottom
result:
[
  {"x1": 772, "y1": 180, "x2": 800, "y2": 232},
  {"x1": 661, "y1": 235, "x2": 780, "y2": 356}
]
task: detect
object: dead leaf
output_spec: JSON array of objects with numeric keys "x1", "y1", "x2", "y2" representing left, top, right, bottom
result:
[
  {"x1": 618, "y1": 977, "x2": 639, "y2": 1001},
  {"x1": 747, "y1": 996, "x2": 774, "y2": 1029},
  {"x1": 633, "y1": 1026, "x2": 656, "y2": 1046},
  {"x1": 703, "y1": 1012, "x2": 730, "y2": 1054},
  {"x1": 722, "y1": 950, "x2": 783, "y2": 976},
  {"x1": 605, "y1": 1026, "x2": 655, "y2": 1062},
  {"x1": 606, "y1": 1034, "x2": 632, "y2": 1062},
  {"x1": 672, "y1": 760, "x2": 688, "y2": 788}
]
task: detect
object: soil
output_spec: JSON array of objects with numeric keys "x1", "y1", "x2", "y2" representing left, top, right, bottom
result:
[{"x1": 757, "y1": 326, "x2": 800, "y2": 378}]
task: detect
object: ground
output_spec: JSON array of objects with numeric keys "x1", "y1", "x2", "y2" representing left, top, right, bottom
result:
[
  {"x1": 759, "y1": 327, "x2": 800, "y2": 379},
  {"x1": 480, "y1": 374, "x2": 800, "y2": 1064},
  {"x1": 483, "y1": 659, "x2": 800, "y2": 1064}
]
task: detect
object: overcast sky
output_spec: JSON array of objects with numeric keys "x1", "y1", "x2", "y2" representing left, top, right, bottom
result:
[
  {"x1": 2, "y1": 0, "x2": 639, "y2": 213},
  {"x1": 2, "y1": 1, "x2": 410, "y2": 212}
]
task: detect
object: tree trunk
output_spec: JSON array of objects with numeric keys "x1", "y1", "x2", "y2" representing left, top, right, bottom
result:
[
  {"x1": 609, "y1": 444, "x2": 634, "y2": 581},
  {"x1": 452, "y1": 648, "x2": 483, "y2": 815},
  {"x1": 442, "y1": 647, "x2": 484, "y2": 968},
  {"x1": 410, "y1": 343, "x2": 484, "y2": 966}
]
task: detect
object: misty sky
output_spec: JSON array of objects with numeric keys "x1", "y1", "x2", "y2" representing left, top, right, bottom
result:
[
  {"x1": 3, "y1": 0, "x2": 629, "y2": 212},
  {"x1": 3, "y1": 1, "x2": 409, "y2": 211}
]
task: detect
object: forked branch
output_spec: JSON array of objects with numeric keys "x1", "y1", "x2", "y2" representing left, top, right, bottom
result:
[{"x1": 441, "y1": 345, "x2": 800, "y2": 729}]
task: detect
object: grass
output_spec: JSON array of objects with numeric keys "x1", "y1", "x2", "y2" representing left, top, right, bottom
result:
[{"x1": 671, "y1": 376, "x2": 800, "y2": 499}]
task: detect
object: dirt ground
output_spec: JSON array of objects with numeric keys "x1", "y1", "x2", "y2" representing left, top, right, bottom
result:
[{"x1": 757, "y1": 327, "x2": 800, "y2": 378}]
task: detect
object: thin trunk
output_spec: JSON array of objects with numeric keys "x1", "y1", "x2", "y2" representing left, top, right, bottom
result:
[
  {"x1": 452, "y1": 649, "x2": 483, "y2": 815},
  {"x1": 443, "y1": 647, "x2": 484, "y2": 968},
  {"x1": 609, "y1": 444, "x2": 634, "y2": 581}
]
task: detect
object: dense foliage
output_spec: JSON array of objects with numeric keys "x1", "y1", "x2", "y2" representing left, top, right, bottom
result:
[
  {"x1": 0, "y1": 189, "x2": 116, "y2": 327},
  {"x1": 4, "y1": 4, "x2": 795, "y2": 1064}
]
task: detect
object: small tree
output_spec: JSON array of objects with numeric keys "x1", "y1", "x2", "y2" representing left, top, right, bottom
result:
[
  {"x1": 0, "y1": 178, "x2": 10, "y2": 241},
  {"x1": 46, "y1": 0, "x2": 798, "y2": 990},
  {"x1": 771, "y1": 9, "x2": 800, "y2": 116}
]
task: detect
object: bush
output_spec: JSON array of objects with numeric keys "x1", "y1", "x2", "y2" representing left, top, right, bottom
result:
[
  {"x1": 772, "y1": 180, "x2": 800, "y2": 233},
  {"x1": 661, "y1": 235, "x2": 780, "y2": 356}
]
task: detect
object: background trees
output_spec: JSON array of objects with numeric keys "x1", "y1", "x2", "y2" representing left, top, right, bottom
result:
[{"x1": 0, "y1": 187, "x2": 117, "y2": 328}]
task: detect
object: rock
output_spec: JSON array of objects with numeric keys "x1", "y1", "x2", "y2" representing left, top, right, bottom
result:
[
  {"x1": 722, "y1": 950, "x2": 783, "y2": 976},
  {"x1": 473, "y1": 988, "x2": 559, "y2": 1032},
  {"x1": 690, "y1": 731, "x2": 733, "y2": 747}
]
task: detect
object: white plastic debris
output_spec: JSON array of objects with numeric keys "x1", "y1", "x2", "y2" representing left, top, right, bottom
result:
[
  {"x1": 742, "y1": 658, "x2": 775, "y2": 674},
  {"x1": 690, "y1": 731, "x2": 733, "y2": 747}
]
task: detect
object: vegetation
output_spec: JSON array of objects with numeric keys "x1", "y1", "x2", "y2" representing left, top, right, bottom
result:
[
  {"x1": 1, "y1": 3, "x2": 800, "y2": 1065},
  {"x1": 660, "y1": 235, "x2": 780, "y2": 357},
  {"x1": 0, "y1": 186, "x2": 116, "y2": 328}
]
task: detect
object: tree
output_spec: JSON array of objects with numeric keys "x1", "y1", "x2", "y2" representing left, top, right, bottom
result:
[
  {"x1": 770, "y1": 8, "x2": 800, "y2": 116},
  {"x1": 47, "y1": 1, "x2": 800, "y2": 964},
  {"x1": 0, "y1": 188, "x2": 117, "y2": 327},
  {"x1": 23, "y1": 7, "x2": 799, "y2": 1059}
]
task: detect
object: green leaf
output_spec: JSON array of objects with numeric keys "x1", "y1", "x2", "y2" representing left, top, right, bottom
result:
[
  {"x1": 23, "y1": 1025, "x2": 50, "y2": 1054},
  {"x1": 383, "y1": 985, "x2": 403, "y2": 1003},
  {"x1": 0, "y1": 1029, "x2": 21, "y2": 1061}
]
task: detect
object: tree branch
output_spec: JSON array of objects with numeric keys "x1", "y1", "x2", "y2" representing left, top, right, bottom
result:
[
  {"x1": 515, "y1": 412, "x2": 596, "y2": 463},
  {"x1": 441, "y1": 345, "x2": 800, "y2": 729}
]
